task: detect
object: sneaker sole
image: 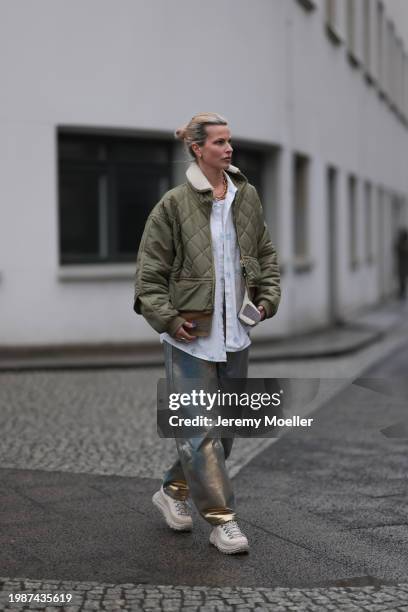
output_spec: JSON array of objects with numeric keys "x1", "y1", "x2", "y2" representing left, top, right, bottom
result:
[
  {"x1": 152, "y1": 491, "x2": 193, "y2": 532},
  {"x1": 209, "y1": 531, "x2": 249, "y2": 554}
]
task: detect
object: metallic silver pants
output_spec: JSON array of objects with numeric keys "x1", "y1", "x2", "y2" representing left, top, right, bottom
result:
[{"x1": 162, "y1": 341, "x2": 249, "y2": 526}]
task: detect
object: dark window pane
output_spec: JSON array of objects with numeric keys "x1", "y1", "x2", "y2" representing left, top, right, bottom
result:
[
  {"x1": 60, "y1": 139, "x2": 106, "y2": 162},
  {"x1": 58, "y1": 133, "x2": 172, "y2": 264},
  {"x1": 113, "y1": 169, "x2": 168, "y2": 257},
  {"x1": 294, "y1": 155, "x2": 309, "y2": 258},
  {"x1": 110, "y1": 140, "x2": 169, "y2": 164},
  {"x1": 59, "y1": 165, "x2": 100, "y2": 263},
  {"x1": 233, "y1": 148, "x2": 264, "y2": 194}
]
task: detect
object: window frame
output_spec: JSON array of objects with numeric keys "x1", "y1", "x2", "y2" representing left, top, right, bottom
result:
[
  {"x1": 348, "y1": 174, "x2": 359, "y2": 271},
  {"x1": 293, "y1": 152, "x2": 311, "y2": 267},
  {"x1": 57, "y1": 131, "x2": 173, "y2": 266}
]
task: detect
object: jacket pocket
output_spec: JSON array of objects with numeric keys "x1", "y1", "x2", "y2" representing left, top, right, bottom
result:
[
  {"x1": 242, "y1": 256, "x2": 262, "y2": 287},
  {"x1": 169, "y1": 277, "x2": 213, "y2": 311}
]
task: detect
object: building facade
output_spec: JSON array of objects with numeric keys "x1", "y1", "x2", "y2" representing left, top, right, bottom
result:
[{"x1": 1, "y1": 0, "x2": 408, "y2": 347}]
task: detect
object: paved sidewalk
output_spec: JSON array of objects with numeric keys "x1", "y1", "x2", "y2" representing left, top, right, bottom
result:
[{"x1": 0, "y1": 299, "x2": 407, "y2": 371}]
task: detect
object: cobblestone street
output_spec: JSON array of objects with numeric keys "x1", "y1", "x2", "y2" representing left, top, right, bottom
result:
[
  {"x1": 2, "y1": 578, "x2": 408, "y2": 611},
  {"x1": 1, "y1": 315, "x2": 408, "y2": 611}
]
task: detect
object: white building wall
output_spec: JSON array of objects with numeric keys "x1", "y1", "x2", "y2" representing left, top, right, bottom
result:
[
  {"x1": 384, "y1": 0, "x2": 408, "y2": 50},
  {"x1": 0, "y1": 0, "x2": 407, "y2": 346}
]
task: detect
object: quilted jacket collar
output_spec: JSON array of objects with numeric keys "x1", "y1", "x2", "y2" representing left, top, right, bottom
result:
[{"x1": 186, "y1": 161, "x2": 247, "y2": 193}]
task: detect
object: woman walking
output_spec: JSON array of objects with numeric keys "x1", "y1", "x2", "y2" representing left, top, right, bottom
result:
[{"x1": 134, "y1": 112, "x2": 281, "y2": 554}]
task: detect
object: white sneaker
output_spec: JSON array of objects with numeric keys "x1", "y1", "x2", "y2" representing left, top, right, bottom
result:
[
  {"x1": 152, "y1": 485, "x2": 193, "y2": 531},
  {"x1": 209, "y1": 520, "x2": 249, "y2": 554}
]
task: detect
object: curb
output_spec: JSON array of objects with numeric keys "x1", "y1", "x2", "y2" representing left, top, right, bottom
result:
[{"x1": 0, "y1": 325, "x2": 387, "y2": 373}]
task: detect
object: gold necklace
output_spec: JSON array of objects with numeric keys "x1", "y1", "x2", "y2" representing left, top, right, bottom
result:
[{"x1": 214, "y1": 174, "x2": 228, "y2": 201}]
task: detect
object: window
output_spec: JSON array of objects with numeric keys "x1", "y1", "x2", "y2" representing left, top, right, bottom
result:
[
  {"x1": 346, "y1": 0, "x2": 355, "y2": 56},
  {"x1": 293, "y1": 153, "x2": 310, "y2": 260},
  {"x1": 393, "y1": 34, "x2": 404, "y2": 115},
  {"x1": 363, "y1": 0, "x2": 379, "y2": 82},
  {"x1": 377, "y1": 186, "x2": 385, "y2": 295},
  {"x1": 326, "y1": 166, "x2": 339, "y2": 321},
  {"x1": 233, "y1": 145, "x2": 281, "y2": 249},
  {"x1": 395, "y1": 37, "x2": 404, "y2": 115},
  {"x1": 58, "y1": 133, "x2": 172, "y2": 265},
  {"x1": 387, "y1": 20, "x2": 396, "y2": 106},
  {"x1": 364, "y1": 181, "x2": 373, "y2": 263},
  {"x1": 405, "y1": 51, "x2": 408, "y2": 120},
  {"x1": 377, "y1": 2, "x2": 387, "y2": 95},
  {"x1": 326, "y1": 0, "x2": 346, "y2": 43},
  {"x1": 348, "y1": 175, "x2": 358, "y2": 269},
  {"x1": 363, "y1": 0, "x2": 370, "y2": 68},
  {"x1": 346, "y1": 0, "x2": 364, "y2": 65},
  {"x1": 392, "y1": 194, "x2": 403, "y2": 240},
  {"x1": 232, "y1": 146, "x2": 265, "y2": 197}
]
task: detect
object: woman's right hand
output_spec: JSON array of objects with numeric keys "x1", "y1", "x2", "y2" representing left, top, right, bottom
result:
[{"x1": 174, "y1": 321, "x2": 197, "y2": 342}]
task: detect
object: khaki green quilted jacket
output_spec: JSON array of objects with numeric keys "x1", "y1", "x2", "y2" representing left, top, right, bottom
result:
[{"x1": 133, "y1": 161, "x2": 281, "y2": 337}]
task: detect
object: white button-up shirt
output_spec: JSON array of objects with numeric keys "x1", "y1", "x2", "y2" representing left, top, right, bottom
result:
[{"x1": 160, "y1": 172, "x2": 251, "y2": 362}]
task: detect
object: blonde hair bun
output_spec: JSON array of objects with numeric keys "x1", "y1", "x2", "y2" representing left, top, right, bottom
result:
[
  {"x1": 174, "y1": 125, "x2": 188, "y2": 141},
  {"x1": 174, "y1": 112, "x2": 228, "y2": 160}
]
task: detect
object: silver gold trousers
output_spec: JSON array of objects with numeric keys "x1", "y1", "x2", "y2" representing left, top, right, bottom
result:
[{"x1": 162, "y1": 341, "x2": 249, "y2": 526}]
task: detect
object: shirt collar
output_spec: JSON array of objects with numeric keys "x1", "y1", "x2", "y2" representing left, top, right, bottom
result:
[{"x1": 225, "y1": 171, "x2": 237, "y2": 195}]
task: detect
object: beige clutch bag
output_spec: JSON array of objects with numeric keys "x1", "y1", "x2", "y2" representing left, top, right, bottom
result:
[
  {"x1": 179, "y1": 311, "x2": 212, "y2": 337},
  {"x1": 238, "y1": 288, "x2": 262, "y2": 326}
]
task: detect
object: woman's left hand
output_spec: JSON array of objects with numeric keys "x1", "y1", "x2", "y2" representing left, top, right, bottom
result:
[{"x1": 257, "y1": 305, "x2": 266, "y2": 321}]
